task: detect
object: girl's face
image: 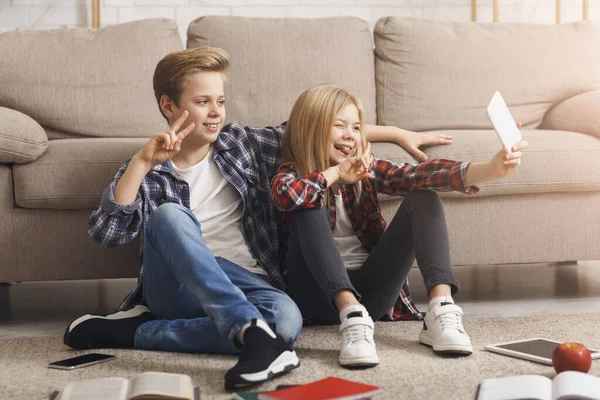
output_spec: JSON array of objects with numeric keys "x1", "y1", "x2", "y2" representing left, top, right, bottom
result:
[{"x1": 329, "y1": 103, "x2": 361, "y2": 166}]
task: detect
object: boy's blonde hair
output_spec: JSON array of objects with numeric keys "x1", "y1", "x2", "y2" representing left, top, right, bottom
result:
[
  {"x1": 284, "y1": 83, "x2": 367, "y2": 177},
  {"x1": 153, "y1": 46, "x2": 230, "y2": 121}
]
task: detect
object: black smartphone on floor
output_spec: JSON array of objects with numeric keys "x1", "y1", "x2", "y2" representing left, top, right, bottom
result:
[{"x1": 47, "y1": 353, "x2": 116, "y2": 370}]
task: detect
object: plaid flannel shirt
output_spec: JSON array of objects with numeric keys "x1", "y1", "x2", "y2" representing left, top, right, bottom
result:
[
  {"x1": 271, "y1": 158, "x2": 480, "y2": 319},
  {"x1": 89, "y1": 121, "x2": 287, "y2": 311}
]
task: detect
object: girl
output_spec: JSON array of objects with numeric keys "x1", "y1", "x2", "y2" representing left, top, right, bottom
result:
[{"x1": 271, "y1": 84, "x2": 527, "y2": 368}]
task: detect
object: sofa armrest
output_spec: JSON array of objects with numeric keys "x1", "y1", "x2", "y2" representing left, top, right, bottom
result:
[
  {"x1": 540, "y1": 90, "x2": 600, "y2": 140},
  {"x1": 0, "y1": 106, "x2": 48, "y2": 164}
]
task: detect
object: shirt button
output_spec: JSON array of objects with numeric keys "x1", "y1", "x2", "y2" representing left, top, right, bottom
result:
[{"x1": 177, "y1": 184, "x2": 183, "y2": 190}]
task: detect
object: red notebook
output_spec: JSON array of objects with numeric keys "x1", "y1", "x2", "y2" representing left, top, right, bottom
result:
[{"x1": 258, "y1": 376, "x2": 382, "y2": 400}]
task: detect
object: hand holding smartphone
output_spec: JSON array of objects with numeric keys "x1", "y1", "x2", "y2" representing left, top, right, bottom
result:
[
  {"x1": 486, "y1": 91, "x2": 522, "y2": 152},
  {"x1": 48, "y1": 353, "x2": 116, "y2": 370}
]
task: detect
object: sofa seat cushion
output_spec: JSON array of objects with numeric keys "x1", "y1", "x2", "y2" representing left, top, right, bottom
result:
[
  {"x1": 372, "y1": 129, "x2": 600, "y2": 199},
  {"x1": 187, "y1": 16, "x2": 376, "y2": 128},
  {"x1": 0, "y1": 107, "x2": 48, "y2": 163},
  {"x1": 0, "y1": 19, "x2": 182, "y2": 138},
  {"x1": 13, "y1": 138, "x2": 146, "y2": 209}
]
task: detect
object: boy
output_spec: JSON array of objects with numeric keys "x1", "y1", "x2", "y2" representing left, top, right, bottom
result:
[
  {"x1": 65, "y1": 47, "x2": 301, "y2": 390},
  {"x1": 63, "y1": 46, "x2": 449, "y2": 390}
]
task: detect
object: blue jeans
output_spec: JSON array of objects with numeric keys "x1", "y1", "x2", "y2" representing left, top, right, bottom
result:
[{"x1": 134, "y1": 203, "x2": 302, "y2": 355}]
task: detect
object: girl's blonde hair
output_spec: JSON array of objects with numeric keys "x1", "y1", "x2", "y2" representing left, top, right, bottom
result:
[{"x1": 283, "y1": 84, "x2": 367, "y2": 176}]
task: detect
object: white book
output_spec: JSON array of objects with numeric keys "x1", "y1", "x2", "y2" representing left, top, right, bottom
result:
[
  {"x1": 477, "y1": 371, "x2": 600, "y2": 400},
  {"x1": 57, "y1": 371, "x2": 197, "y2": 400}
]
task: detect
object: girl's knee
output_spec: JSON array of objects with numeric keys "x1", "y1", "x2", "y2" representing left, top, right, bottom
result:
[
  {"x1": 405, "y1": 190, "x2": 442, "y2": 208},
  {"x1": 290, "y1": 207, "x2": 328, "y2": 221},
  {"x1": 289, "y1": 207, "x2": 330, "y2": 231}
]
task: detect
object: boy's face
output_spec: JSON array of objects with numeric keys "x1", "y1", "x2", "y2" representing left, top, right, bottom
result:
[
  {"x1": 170, "y1": 71, "x2": 226, "y2": 146},
  {"x1": 329, "y1": 103, "x2": 361, "y2": 166}
]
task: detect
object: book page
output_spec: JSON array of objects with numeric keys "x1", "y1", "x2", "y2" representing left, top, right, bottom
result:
[
  {"x1": 477, "y1": 375, "x2": 552, "y2": 400},
  {"x1": 553, "y1": 371, "x2": 600, "y2": 400},
  {"x1": 59, "y1": 377, "x2": 129, "y2": 400},
  {"x1": 127, "y1": 371, "x2": 193, "y2": 400}
]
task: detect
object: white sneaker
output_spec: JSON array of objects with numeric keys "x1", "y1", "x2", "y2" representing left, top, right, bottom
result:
[
  {"x1": 338, "y1": 305, "x2": 379, "y2": 368},
  {"x1": 419, "y1": 296, "x2": 473, "y2": 355}
]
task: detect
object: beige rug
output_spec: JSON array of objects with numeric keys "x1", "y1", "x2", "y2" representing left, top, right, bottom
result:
[{"x1": 2, "y1": 313, "x2": 600, "y2": 400}]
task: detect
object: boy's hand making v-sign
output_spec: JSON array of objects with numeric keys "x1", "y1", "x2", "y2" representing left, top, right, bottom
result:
[
  {"x1": 135, "y1": 110, "x2": 195, "y2": 169},
  {"x1": 113, "y1": 110, "x2": 195, "y2": 206}
]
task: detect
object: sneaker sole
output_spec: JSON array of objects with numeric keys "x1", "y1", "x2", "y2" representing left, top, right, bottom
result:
[
  {"x1": 66, "y1": 305, "x2": 151, "y2": 334},
  {"x1": 233, "y1": 350, "x2": 299, "y2": 388},
  {"x1": 419, "y1": 330, "x2": 473, "y2": 355},
  {"x1": 64, "y1": 305, "x2": 152, "y2": 348},
  {"x1": 339, "y1": 355, "x2": 380, "y2": 368}
]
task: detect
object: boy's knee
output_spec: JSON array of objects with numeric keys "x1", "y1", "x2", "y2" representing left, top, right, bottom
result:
[
  {"x1": 262, "y1": 294, "x2": 302, "y2": 343},
  {"x1": 276, "y1": 298, "x2": 303, "y2": 343},
  {"x1": 148, "y1": 203, "x2": 189, "y2": 231}
]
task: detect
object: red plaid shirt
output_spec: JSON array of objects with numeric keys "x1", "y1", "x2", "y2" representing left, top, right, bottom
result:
[{"x1": 271, "y1": 158, "x2": 479, "y2": 320}]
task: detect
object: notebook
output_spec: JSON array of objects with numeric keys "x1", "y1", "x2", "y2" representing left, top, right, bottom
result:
[{"x1": 258, "y1": 376, "x2": 382, "y2": 400}]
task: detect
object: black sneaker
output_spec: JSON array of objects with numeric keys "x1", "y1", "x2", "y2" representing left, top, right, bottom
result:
[
  {"x1": 63, "y1": 305, "x2": 155, "y2": 350},
  {"x1": 224, "y1": 319, "x2": 300, "y2": 390}
]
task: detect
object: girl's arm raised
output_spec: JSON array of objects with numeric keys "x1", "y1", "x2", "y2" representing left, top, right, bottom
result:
[
  {"x1": 465, "y1": 140, "x2": 528, "y2": 186},
  {"x1": 270, "y1": 165, "x2": 328, "y2": 211},
  {"x1": 372, "y1": 158, "x2": 479, "y2": 196}
]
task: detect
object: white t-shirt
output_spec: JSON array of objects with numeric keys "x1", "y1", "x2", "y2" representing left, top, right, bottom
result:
[
  {"x1": 333, "y1": 192, "x2": 370, "y2": 270},
  {"x1": 170, "y1": 146, "x2": 265, "y2": 275}
]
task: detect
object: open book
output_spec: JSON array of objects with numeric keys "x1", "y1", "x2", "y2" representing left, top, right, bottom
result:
[
  {"x1": 476, "y1": 371, "x2": 600, "y2": 400},
  {"x1": 57, "y1": 371, "x2": 198, "y2": 400}
]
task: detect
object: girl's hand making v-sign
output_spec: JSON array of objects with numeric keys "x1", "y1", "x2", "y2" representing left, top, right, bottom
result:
[
  {"x1": 135, "y1": 110, "x2": 196, "y2": 168},
  {"x1": 325, "y1": 142, "x2": 375, "y2": 186}
]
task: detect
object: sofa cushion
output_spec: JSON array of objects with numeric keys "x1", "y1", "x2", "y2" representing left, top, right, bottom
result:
[
  {"x1": 0, "y1": 107, "x2": 48, "y2": 164},
  {"x1": 0, "y1": 19, "x2": 182, "y2": 138},
  {"x1": 372, "y1": 129, "x2": 600, "y2": 198},
  {"x1": 187, "y1": 16, "x2": 376, "y2": 127},
  {"x1": 374, "y1": 17, "x2": 600, "y2": 132},
  {"x1": 540, "y1": 90, "x2": 600, "y2": 141},
  {"x1": 13, "y1": 138, "x2": 146, "y2": 209}
]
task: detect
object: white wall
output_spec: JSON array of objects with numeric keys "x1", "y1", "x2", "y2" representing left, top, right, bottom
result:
[{"x1": 1, "y1": 0, "x2": 598, "y2": 43}]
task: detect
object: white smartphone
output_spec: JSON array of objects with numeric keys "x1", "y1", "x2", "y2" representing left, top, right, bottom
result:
[
  {"x1": 486, "y1": 91, "x2": 522, "y2": 152},
  {"x1": 484, "y1": 338, "x2": 600, "y2": 365},
  {"x1": 47, "y1": 353, "x2": 116, "y2": 370}
]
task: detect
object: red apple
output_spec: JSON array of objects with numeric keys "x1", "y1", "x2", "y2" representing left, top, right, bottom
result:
[{"x1": 552, "y1": 342, "x2": 592, "y2": 374}]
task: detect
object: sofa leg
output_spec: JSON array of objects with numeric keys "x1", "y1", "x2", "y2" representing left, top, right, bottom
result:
[
  {"x1": 0, "y1": 283, "x2": 11, "y2": 322},
  {"x1": 552, "y1": 260, "x2": 578, "y2": 266},
  {"x1": 554, "y1": 261, "x2": 580, "y2": 297}
]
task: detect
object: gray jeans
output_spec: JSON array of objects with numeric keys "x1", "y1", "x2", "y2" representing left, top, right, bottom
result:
[{"x1": 285, "y1": 190, "x2": 459, "y2": 325}]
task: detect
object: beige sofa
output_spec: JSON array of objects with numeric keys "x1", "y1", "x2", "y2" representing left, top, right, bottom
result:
[{"x1": 1, "y1": 16, "x2": 599, "y2": 283}]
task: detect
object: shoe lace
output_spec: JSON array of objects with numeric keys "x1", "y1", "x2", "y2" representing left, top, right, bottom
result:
[
  {"x1": 438, "y1": 310, "x2": 464, "y2": 332},
  {"x1": 343, "y1": 322, "x2": 373, "y2": 345}
]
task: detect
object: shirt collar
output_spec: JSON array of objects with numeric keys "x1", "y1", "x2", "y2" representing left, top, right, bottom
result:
[{"x1": 153, "y1": 160, "x2": 181, "y2": 181}]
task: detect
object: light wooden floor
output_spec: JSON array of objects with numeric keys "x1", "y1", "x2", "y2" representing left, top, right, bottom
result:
[{"x1": 1, "y1": 260, "x2": 599, "y2": 338}]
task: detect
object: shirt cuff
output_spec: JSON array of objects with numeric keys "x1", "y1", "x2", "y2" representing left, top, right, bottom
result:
[
  {"x1": 100, "y1": 180, "x2": 142, "y2": 216},
  {"x1": 459, "y1": 161, "x2": 480, "y2": 195},
  {"x1": 313, "y1": 170, "x2": 329, "y2": 190}
]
